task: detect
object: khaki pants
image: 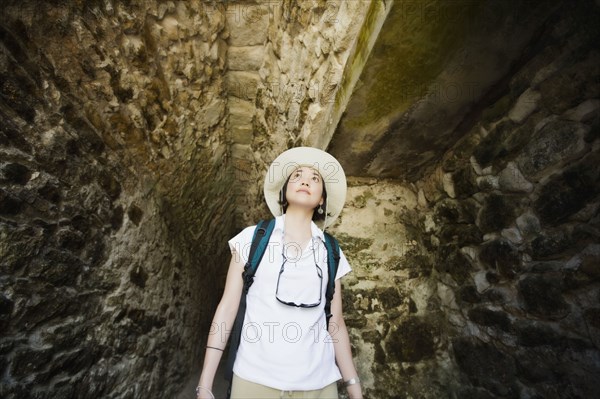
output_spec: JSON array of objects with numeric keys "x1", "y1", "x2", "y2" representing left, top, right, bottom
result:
[{"x1": 230, "y1": 374, "x2": 338, "y2": 399}]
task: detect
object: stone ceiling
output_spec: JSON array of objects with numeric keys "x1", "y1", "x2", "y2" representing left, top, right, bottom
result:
[{"x1": 329, "y1": 0, "x2": 564, "y2": 182}]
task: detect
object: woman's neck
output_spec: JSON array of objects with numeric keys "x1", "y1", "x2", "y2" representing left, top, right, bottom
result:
[{"x1": 283, "y1": 206, "x2": 313, "y2": 243}]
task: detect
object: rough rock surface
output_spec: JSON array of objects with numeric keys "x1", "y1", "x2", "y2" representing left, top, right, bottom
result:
[
  {"x1": 328, "y1": 1, "x2": 600, "y2": 397},
  {"x1": 1, "y1": 1, "x2": 233, "y2": 398},
  {"x1": 1, "y1": 0, "x2": 599, "y2": 399}
]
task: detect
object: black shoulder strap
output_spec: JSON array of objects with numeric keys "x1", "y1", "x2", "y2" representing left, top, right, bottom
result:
[
  {"x1": 224, "y1": 219, "x2": 275, "y2": 386},
  {"x1": 323, "y1": 231, "x2": 340, "y2": 330}
]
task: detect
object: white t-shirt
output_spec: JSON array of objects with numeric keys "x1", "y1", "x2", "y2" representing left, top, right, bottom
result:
[{"x1": 228, "y1": 215, "x2": 351, "y2": 391}]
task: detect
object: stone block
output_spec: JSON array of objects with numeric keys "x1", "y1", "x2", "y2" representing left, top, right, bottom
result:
[
  {"x1": 539, "y1": 51, "x2": 600, "y2": 115},
  {"x1": 564, "y1": 99, "x2": 600, "y2": 123},
  {"x1": 435, "y1": 244, "x2": 472, "y2": 285},
  {"x1": 508, "y1": 89, "x2": 541, "y2": 123},
  {"x1": 226, "y1": 71, "x2": 260, "y2": 100},
  {"x1": 498, "y1": 162, "x2": 533, "y2": 193},
  {"x1": 11, "y1": 347, "x2": 54, "y2": 378},
  {"x1": 227, "y1": 4, "x2": 269, "y2": 46},
  {"x1": 452, "y1": 338, "x2": 517, "y2": 397},
  {"x1": 530, "y1": 229, "x2": 573, "y2": 260},
  {"x1": 473, "y1": 270, "x2": 491, "y2": 293},
  {"x1": 228, "y1": 99, "x2": 255, "y2": 127},
  {"x1": 473, "y1": 120, "x2": 516, "y2": 167},
  {"x1": 457, "y1": 285, "x2": 481, "y2": 304},
  {"x1": 227, "y1": 46, "x2": 265, "y2": 71},
  {"x1": 515, "y1": 322, "x2": 563, "y2": 347},
  {"x1": 231, "y1": 125, "x2": 254, "y2": 145},
  {"x1": 518, "y1": 274, "x2": 569, "y2": 319},
  {"x1": 0, "y1": 163, "x2": 31, "y2": 185},
  {"x1": 231, "y1": 143, "x2": 253, "y2": 161},
  {"x1": 501, "y1": 227, "x2": 523, "y2": 244},
  {"x1": 478, "y1": 194, "x2": 518, "y2": 234},
  {"x1": 476, "y1": 175, "x2": 499, "y2": 191},
  {"x1": 451, "y1": 167, "x2": 478, "y2": 198},
  {"x1": 534, "y1": 152, "x2": 600, "y2": 225},
  {"x1": 432, "y1": 198, "x2": 478, "y2": 225},
  {"x1": 200, "y1": 98, "x2": 225, "y2": 129},
  {"x1": 517, "y1": 118, "x2": 588, "y2": 179},
  {"x1": 467, "y1": 307, "x2": 511, "y2": 331},
  {"x1": 438, "y1": 224, "x2": 483, "y2": 246},
  {"x1": 516, "y1": 211, "x2": 541, "y2": 238},
  {"x1": 0, "y1": 188, "x2": 23, "y2": 215},
  {"x1": 479, "y1": 239, "x2": 520, "y2": 279}
]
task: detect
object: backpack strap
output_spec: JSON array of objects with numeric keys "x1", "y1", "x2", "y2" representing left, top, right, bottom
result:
[
  {"x1": 323, "y1": 231, "x2": 340, "y2": 330},
  {"x1": 224, "y1": 219, "x2": 275, "y2": 386},
  {"x1": 242, "y1": 219, "x2": 276, "y2": 293}
]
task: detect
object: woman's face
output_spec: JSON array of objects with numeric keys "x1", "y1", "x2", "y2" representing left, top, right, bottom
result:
[{"x1": 285, "y1": 167, "x2": 324, "y2": 210}]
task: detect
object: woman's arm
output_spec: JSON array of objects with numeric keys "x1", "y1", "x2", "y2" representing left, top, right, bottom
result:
[
  {"x1": 196, "y1": 252, "x2": 245, "y2": 398},
  {"x1": 330, "y1": 279, "x2": 363, "y2": 399}
]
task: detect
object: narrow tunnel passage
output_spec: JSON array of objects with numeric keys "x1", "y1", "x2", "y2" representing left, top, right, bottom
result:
[{"x1": 1, "y1": 1, "x2": 600, "y2": 399}]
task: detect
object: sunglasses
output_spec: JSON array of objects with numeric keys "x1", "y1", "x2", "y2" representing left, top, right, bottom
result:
[{"x1": 275, "y1": 238, "x2": 323, "y2": 308}]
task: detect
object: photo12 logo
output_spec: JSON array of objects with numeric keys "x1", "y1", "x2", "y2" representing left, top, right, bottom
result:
[
  {"x1": 202, "y1": 1, "x2": 341, "y2": 26},
  {"x1": 209, "y1": 321, "x2": 339, "y2": 344},
  {"x1": 268, "y1": 161, "x2": 341, "y2": 185}
]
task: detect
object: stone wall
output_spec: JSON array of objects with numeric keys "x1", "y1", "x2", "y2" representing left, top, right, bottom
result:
[
  {"x1": 2, "y1": 0, "x2": 599, "y2": 398},
  {"x1": 330, "y1": 2, "x2": 600, "y2": 397},
  {"x1": 1, "y1": 1, "x2": 234, "y2": 398},
  {"x1": 224, "y1": 0, "x2": 376, "y2": 226}
]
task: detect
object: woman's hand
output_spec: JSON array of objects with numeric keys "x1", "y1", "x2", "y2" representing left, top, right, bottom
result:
[
  {"x1": 195, "y1": 385, "x2": 215, "y2": 399},
  {"x1": 346, "y1": 382, "x2": 363, "y2": 399}
]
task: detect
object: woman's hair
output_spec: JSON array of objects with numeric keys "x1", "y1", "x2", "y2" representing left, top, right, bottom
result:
[{"x1": 278, "y1": 173, "x2": 327, "y2": 222}]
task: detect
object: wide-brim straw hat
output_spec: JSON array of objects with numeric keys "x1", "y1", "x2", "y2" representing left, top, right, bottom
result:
[{"x1": 264, "y1": 147, "x2": 347, "y2": 228}]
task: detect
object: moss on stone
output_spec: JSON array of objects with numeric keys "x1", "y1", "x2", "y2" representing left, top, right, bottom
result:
[
  {"x1": 397, "y1": 209, "x2": 436, "y2": 254},
  {"x1": 342, "y1": 0, "x2": 483, "y2": 131},
  {"x1": 438, "y1": 224, "x2": 482, "y2": 247},
  {"x1": 361, "y1": 329, "x2": 381, "y2": 343},
  {"x1": 377, "y1": 286, "x2": 403, "y2": 310},
  {"x1": 336, "y1": 232, "x2": 373, "y2": 255},
  {"x1": 373, "y1": 342, "x2": 386, "y2": 366},
  {"x1": 351, "y1": 189, "x2": 374, "y2": 209},
  {"x1": 386, "y1": 318, "x2": 435, "y2": 363},
  {"x1": 433, "y1": 198, "x2": 478, "y2": 225},
  {"x1": 442, "y1": 129, "x2": 483, "y2": 173},
  {"x1": 399, "y1": 251, "x2": 433, "y2": 279},
  {"x1": 344, "y1": 314, "x2": 368, "y2": 330}
]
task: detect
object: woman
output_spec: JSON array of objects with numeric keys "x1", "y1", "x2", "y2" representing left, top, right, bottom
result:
[{"x1": 196, "y1": 147, "x2": 363, "y2": 399}]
